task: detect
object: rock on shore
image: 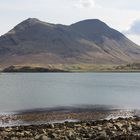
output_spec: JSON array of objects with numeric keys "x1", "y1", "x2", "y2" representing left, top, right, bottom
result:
[{"x1": 0, "y1": 117, "x2": 140, "y2": 140}]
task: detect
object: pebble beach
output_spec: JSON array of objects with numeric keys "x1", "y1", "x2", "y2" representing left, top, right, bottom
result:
[{"x1": 0, "y1": 108, "x2": 140, "y2": 139}]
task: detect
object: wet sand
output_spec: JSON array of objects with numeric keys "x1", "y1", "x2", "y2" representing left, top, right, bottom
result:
[{"x1": 0, "y1": 106, "x2": 138, "y2": 127}]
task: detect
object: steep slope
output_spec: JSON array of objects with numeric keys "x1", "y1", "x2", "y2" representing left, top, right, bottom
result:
[
  {"x1": 0, "y1": 18, "x2": 140, "y2": 67},
  {"x1": 70, "y1": 19, "x2": 140, "y2": 62}
]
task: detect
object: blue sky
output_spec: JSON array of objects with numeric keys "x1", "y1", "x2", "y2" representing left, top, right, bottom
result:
[{"x1": 0, "y1": 0, "x2": 140, "y2": 45}]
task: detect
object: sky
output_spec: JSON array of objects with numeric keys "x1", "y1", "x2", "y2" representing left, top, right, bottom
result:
[{"x1": 0, "y1": 0, "x2": 140, "y2": 45}]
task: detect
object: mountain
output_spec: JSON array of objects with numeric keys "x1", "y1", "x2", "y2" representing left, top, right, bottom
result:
[{"x1": 0, "y1": 18, "x2": 140, "y2": 67}]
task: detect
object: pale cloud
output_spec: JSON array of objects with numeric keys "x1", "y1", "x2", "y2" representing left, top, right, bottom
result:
[
  {"x1": 95, "y1": 0, "x2": 140, "y2": 11},
  {"x1": 124, "y1": 20, "x2": 140, "y2": 35},
  {"x1": 0, "y1": 0, "x2": 49, "y2": 12},
  {"x1": 75, "y1": 0, "x2": 95, "y2": 8},
  {"x1": 123, "y1": 20, "x2": 140, "y2": 45},
  {"x1": 127, "y1": 34, "x2": 140, "y2": 46}
]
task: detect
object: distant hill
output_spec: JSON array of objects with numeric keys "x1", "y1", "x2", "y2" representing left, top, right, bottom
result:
[{"x1": 0, "y1": 18, "x2": 140, "y2": 68}]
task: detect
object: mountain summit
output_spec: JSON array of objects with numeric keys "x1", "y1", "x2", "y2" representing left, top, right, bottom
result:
[{"x1": 0, "y1": 18, "x2": 140, "y2": 67}]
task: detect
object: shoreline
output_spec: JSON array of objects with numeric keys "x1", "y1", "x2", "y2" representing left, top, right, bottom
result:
[
  {"x1": 1, "y1": 70, "x2": 140, "y2": 73},
  {"x1": 0, "y1": 107, "x2": 140, "y2": 139},
  {"x1": 2, "y1": 63, "x2": 140, "y2": 73},
  {"x1": 0, "y1": 107, "x2": 139, "y2": 127}
]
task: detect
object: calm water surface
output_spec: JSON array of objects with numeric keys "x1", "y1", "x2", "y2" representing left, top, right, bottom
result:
[{"x1": 0, "y1": 73, "x2": 140, "y2": 112}]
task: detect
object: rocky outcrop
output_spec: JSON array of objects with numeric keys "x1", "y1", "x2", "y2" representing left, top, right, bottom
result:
[
  {"x1": 2, "y1": 65, "x2": 66, "y2": 72},
  {"x1": 0, "y1": 117, "x2": 140, "y2": 139}
]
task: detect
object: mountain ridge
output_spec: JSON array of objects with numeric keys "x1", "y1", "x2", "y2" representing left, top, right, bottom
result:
[{"x1": 0, "y1": 18, "x2": 140, "y2": 68}]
